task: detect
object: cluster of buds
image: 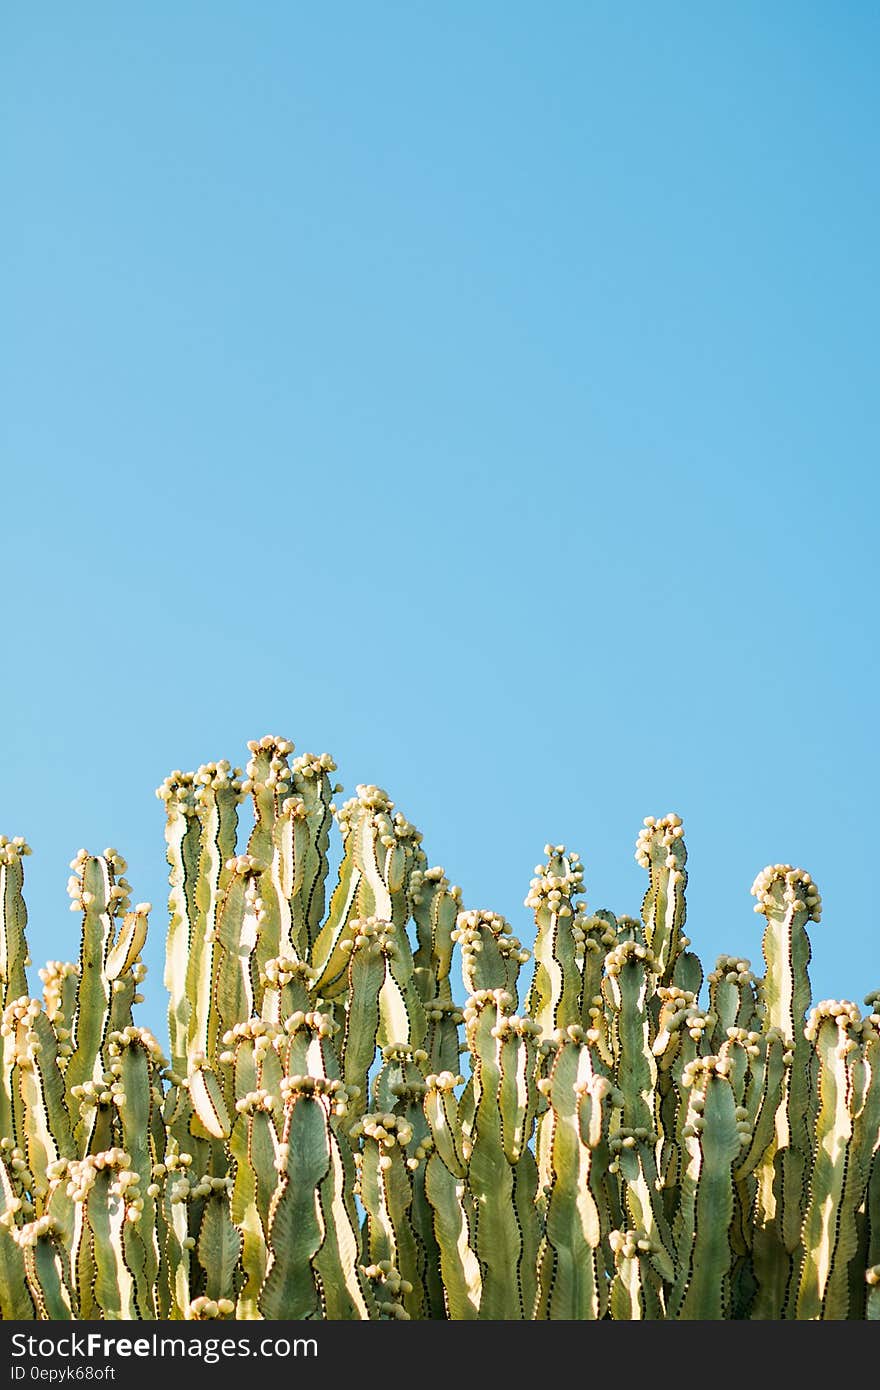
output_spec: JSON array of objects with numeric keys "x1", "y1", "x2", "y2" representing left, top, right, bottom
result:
[
  {"x1": 452, "y1": 910, "x2": 530, "y2": 964},
  {"x1": 224, "y1": 853, "x2": 264, "y2": 880},
  {"x1": 750, "y1": 865, "x2": 822, "y2": 922},
  {"x1": 0, "y1": 1141, "x2": 35, "y2": 1214},
  {"x1": 187, "y1": 1174, "x2": 234, "y2": 1202},
  {"x1": 187, "y1": 1296, "x2": 236, "y2": 1319},
  {"x1": 155, "y1": 771, "x2": 198, "y2": 815},
  {"x1": 283, "y1": 1009, "x2": 337, "y2": 1041},
  {"x1": 678, "y1": 1057, "x2": 752, "y2": 1148},
  {"x1": 605, "y1": 940, "x2": 659, "y2": 978},
  {"x1": 260, "y1": 955, "x2": 313, "y2": 992},
  {"x1": 491, "y1": 1013, "x2": 542, "y2": 1043},
  {"x1": 608, "y1": 1125, "x2": 658, "y2": 1154},
  {"x1": 1, "y1": 996, "x2": 42, "y2": 1056},
  {"x1": 573, "y1": 912, "x2": 618, "y2": 956},
  {"x1": 410, "y1": 864, "x2": 461, "y2": 908},
  {"x1": 609, "y1": 1226, "x2": 658, "y2": 1260},
  {"x1": 656, "y1": 990, "x2": 712, "y2": 1049},
  {"x1": 292, "y1": 749, "x2": 337, "y2": 781},
  {"x1": 107, "y1": 1024, "x2": 167, "y2": 1066},
  {"x1": 7, "y1": 1213, "x2": 61, "y2": 1248},
  {"x1": 0, "y1": 834, "x2": 31, "y2": 865},
  {"x1": 279, "y1": 1074, "x2": 350, "y2": 1119},
  {"x1": 463, "y1": 988, "x2": 516, "y2": 1025},
  {"x1": 524, "y1": 846, "x2": 585, "y2": 918},
  {"x1": 582, "y1": 993, "x2": 606, "y2": 1045},
  {"x1": 192, "y1": 761, "x2": 244, "y2": 811},
  {"x1": 362, "y1": 1261, "x2": 412, "y2": 1318},
  {"x1": 350, "y1": 1111, "x2": 414, "y2": 1152},
  {"x1": 342, "y1": 917, "x2": 399, "y2": 958},
  {"x1": 219, "y1": 1017, "x2": 283, "y2": 1066},
  {"x1": 424, "y1": 1070, "x2": 464, "y2": 1093},
  {"x1": 241, "y1": 736, "x2": 296, "y2": 796},
  {"x1": 709, "y1": 955, "x2": 755, "y2": 987},
  {"x1": 69, "y1": 1077, "x2": 117, "y2": 1109},
  {"x1": 336, "y1": 784, "x2": 394, "y2": 832},
  {"x1": 381, "y1": 1042, "x2": 428, "y2": 1066},
  {"x1": 805, "y1": 997, "x2": 874, "y2": 1048},
  {"x1": 67, "y1": 848, "x2": 131, "y2": 916},
  {"x1": 65, "y1": 1150, "x2": 144, "y2": 1218},
  {"x1": 634, "y1": 814, "x2": 686, "y2": 871},
  {"x1": 721, "y1": 1025, "x2": 773, "y2": 1062},
  {"x1": 234, "y1": 1088, "x2": 275, "y2": 1115},
  {"x1": 383, "y1": 810, "x2": 421, "y2": 849},
  {"x1": 37, "y1": 960, "x2": 78, "y2": 1025},
  {"x1": 423, "y1": 998, "x2": 464, "y2": 1026}
]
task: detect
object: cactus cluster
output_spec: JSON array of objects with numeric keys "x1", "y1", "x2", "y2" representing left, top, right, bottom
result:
[{"x1": 1, "y1": 740, "x2": 878, "y2": 1320}]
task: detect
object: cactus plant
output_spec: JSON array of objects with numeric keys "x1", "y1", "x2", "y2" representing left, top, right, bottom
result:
[{"x1": 0, "y1": 741, "x2": 878, "y2": 1320}]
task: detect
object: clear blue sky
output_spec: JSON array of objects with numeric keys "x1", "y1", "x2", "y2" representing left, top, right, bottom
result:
[{"x1": 3, "y1": 2, "x2": 878, "y2": 1046}]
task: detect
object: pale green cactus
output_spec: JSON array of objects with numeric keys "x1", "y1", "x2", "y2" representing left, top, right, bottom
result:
[{"x1": 0, "y1": 736, "x2": 878, "y2": 1319}]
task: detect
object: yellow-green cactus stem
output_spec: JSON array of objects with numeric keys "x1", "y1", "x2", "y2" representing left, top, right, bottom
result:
[
  {"x1": 423, "y1": 1071, "x2": 481, "y2": 1319},
  {"x1": 525, "y1": 847, "x2": 585, "y2": 1038},
  {"x1": 14, "y1": 1215, "x2": 74, "y2": 1320},
  {"x1": 259, "y1": 955, "x2": 312, "y2": 1025},
  {"x1": 422, "y1": 998, "x2": 465, "y2": 1076},
  {"x1": 667, "y1": 1057, "x2": 745, "y2": 1318},
  {"x1": 750, "y1": 864, "x2": 822, "y2": 1317},
  {"x1": 194, "y1": 1175, "x2": 241, "y2": 1306},
  {"x1": 453, "y1": 909, "x2": 530, "y2": 1003},
  {"x1": 259, "y1": 1081, "x2": 332, "y2": 1319},
  {"x1": 537, "y1": 1037, "x2": 616, "y2": 1319},
  {"x1": 0, "y1": 837, "x2": 32, "y2": 1014},
  {"x1": 241, "y1": 738, "x2": 295, "y2": 982},
  {"x1": 352, "y1": 1109, "x2": 425, "y2": 1318},
  {"x1": 312, "y1": 1092, "x2": 373, "y2": 1319},
  {"x1": 288, "y1": 751, "x2": 339, "y2": 955},
  {"x1": 462, "y1": 990, "x2": 528, "y2": 1319},
  {"x1": 371, "y1": 1046, "x2": 446, "y2": 1317},
  {"x1": 604, "y1": 940, "x2": 676, "y2": 1280},
  {"x1": 707, "y1": 954, "x2": 761, "y2": 1048},
  {"x1": 578, "y1": 911, "x2": 618, "y2": 1063},
  {"x1": 192, "y1": 763, "x2": 245, "y2": 1055},
  {"x1": 109, "y1": 1027, "x2": 166, "y2": 1316},
  {"x1": 411, "y1": 866, "x2": 460, "y2": 1006},
  {"x1": 635, "y1": 815, "x2": 688, "y2": 985},
  {"x1": 795, "y1": 1003, "x2": 880, "y2": 1319},
  {"x1": 0, "y1": 1153, "x2": 35, "y2": 1317},
  {"x1": 156, "y1": 773, "x2": 201, "y2": 1078},
  {"x1": 64, "y1": 852, "x2": 135, "y2": 1151}
]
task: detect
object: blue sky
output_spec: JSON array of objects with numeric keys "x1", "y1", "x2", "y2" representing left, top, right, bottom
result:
[{"x1": 2, "y1": 2, "x2": 878, "y2": 1045}]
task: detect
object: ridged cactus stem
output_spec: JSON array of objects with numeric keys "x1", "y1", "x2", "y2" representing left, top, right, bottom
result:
[
  {"x1": 463, "y1": 991, "x2": 529, "y2": 1319},
  {"x1": 635, "y1": 815, "x2": 688, "y2": 986},
  {"x1": 536, "y1": 1035, "x2": 615, "y2": 1319},
  {"x1": 423, "y1": 1073, "x2": 481, "y2": 1319},
  {"x1": 157, "y1": 775, "x2": 200, "y2": 1078},
  {"x1": 64, "y1": 852, "x2": 132, "y2": 1137},
  {"x1": 353, "y1": 1109, "x2": 425, "y2": 1318},
  {"x1": 526, "y1": 847, "x2": 585, "y2": 1038},
  {"x1": 411, "y1": 868, "x2": 460, "y2": 1006},
  {"x1": 0, "y1": 837, "x2": 32, "y2": 1013},
  {"x1": 605, "y1": 941, "x2": 676, "y2": 1282},
  {"x1": 796, "y1": 1003, "x2": 880, "y2": 1318},
  {"x1": 667, "y1": 1059, "x2": 745, "y2": 1318},
  {"x1": 751, "y1": 864, "x2": 823, "y2": 1316}
]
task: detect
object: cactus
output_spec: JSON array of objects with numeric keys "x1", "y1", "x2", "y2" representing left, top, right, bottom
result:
[{"x1": 0, "y1": 751, "x2": 878, "y2": 1320}]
